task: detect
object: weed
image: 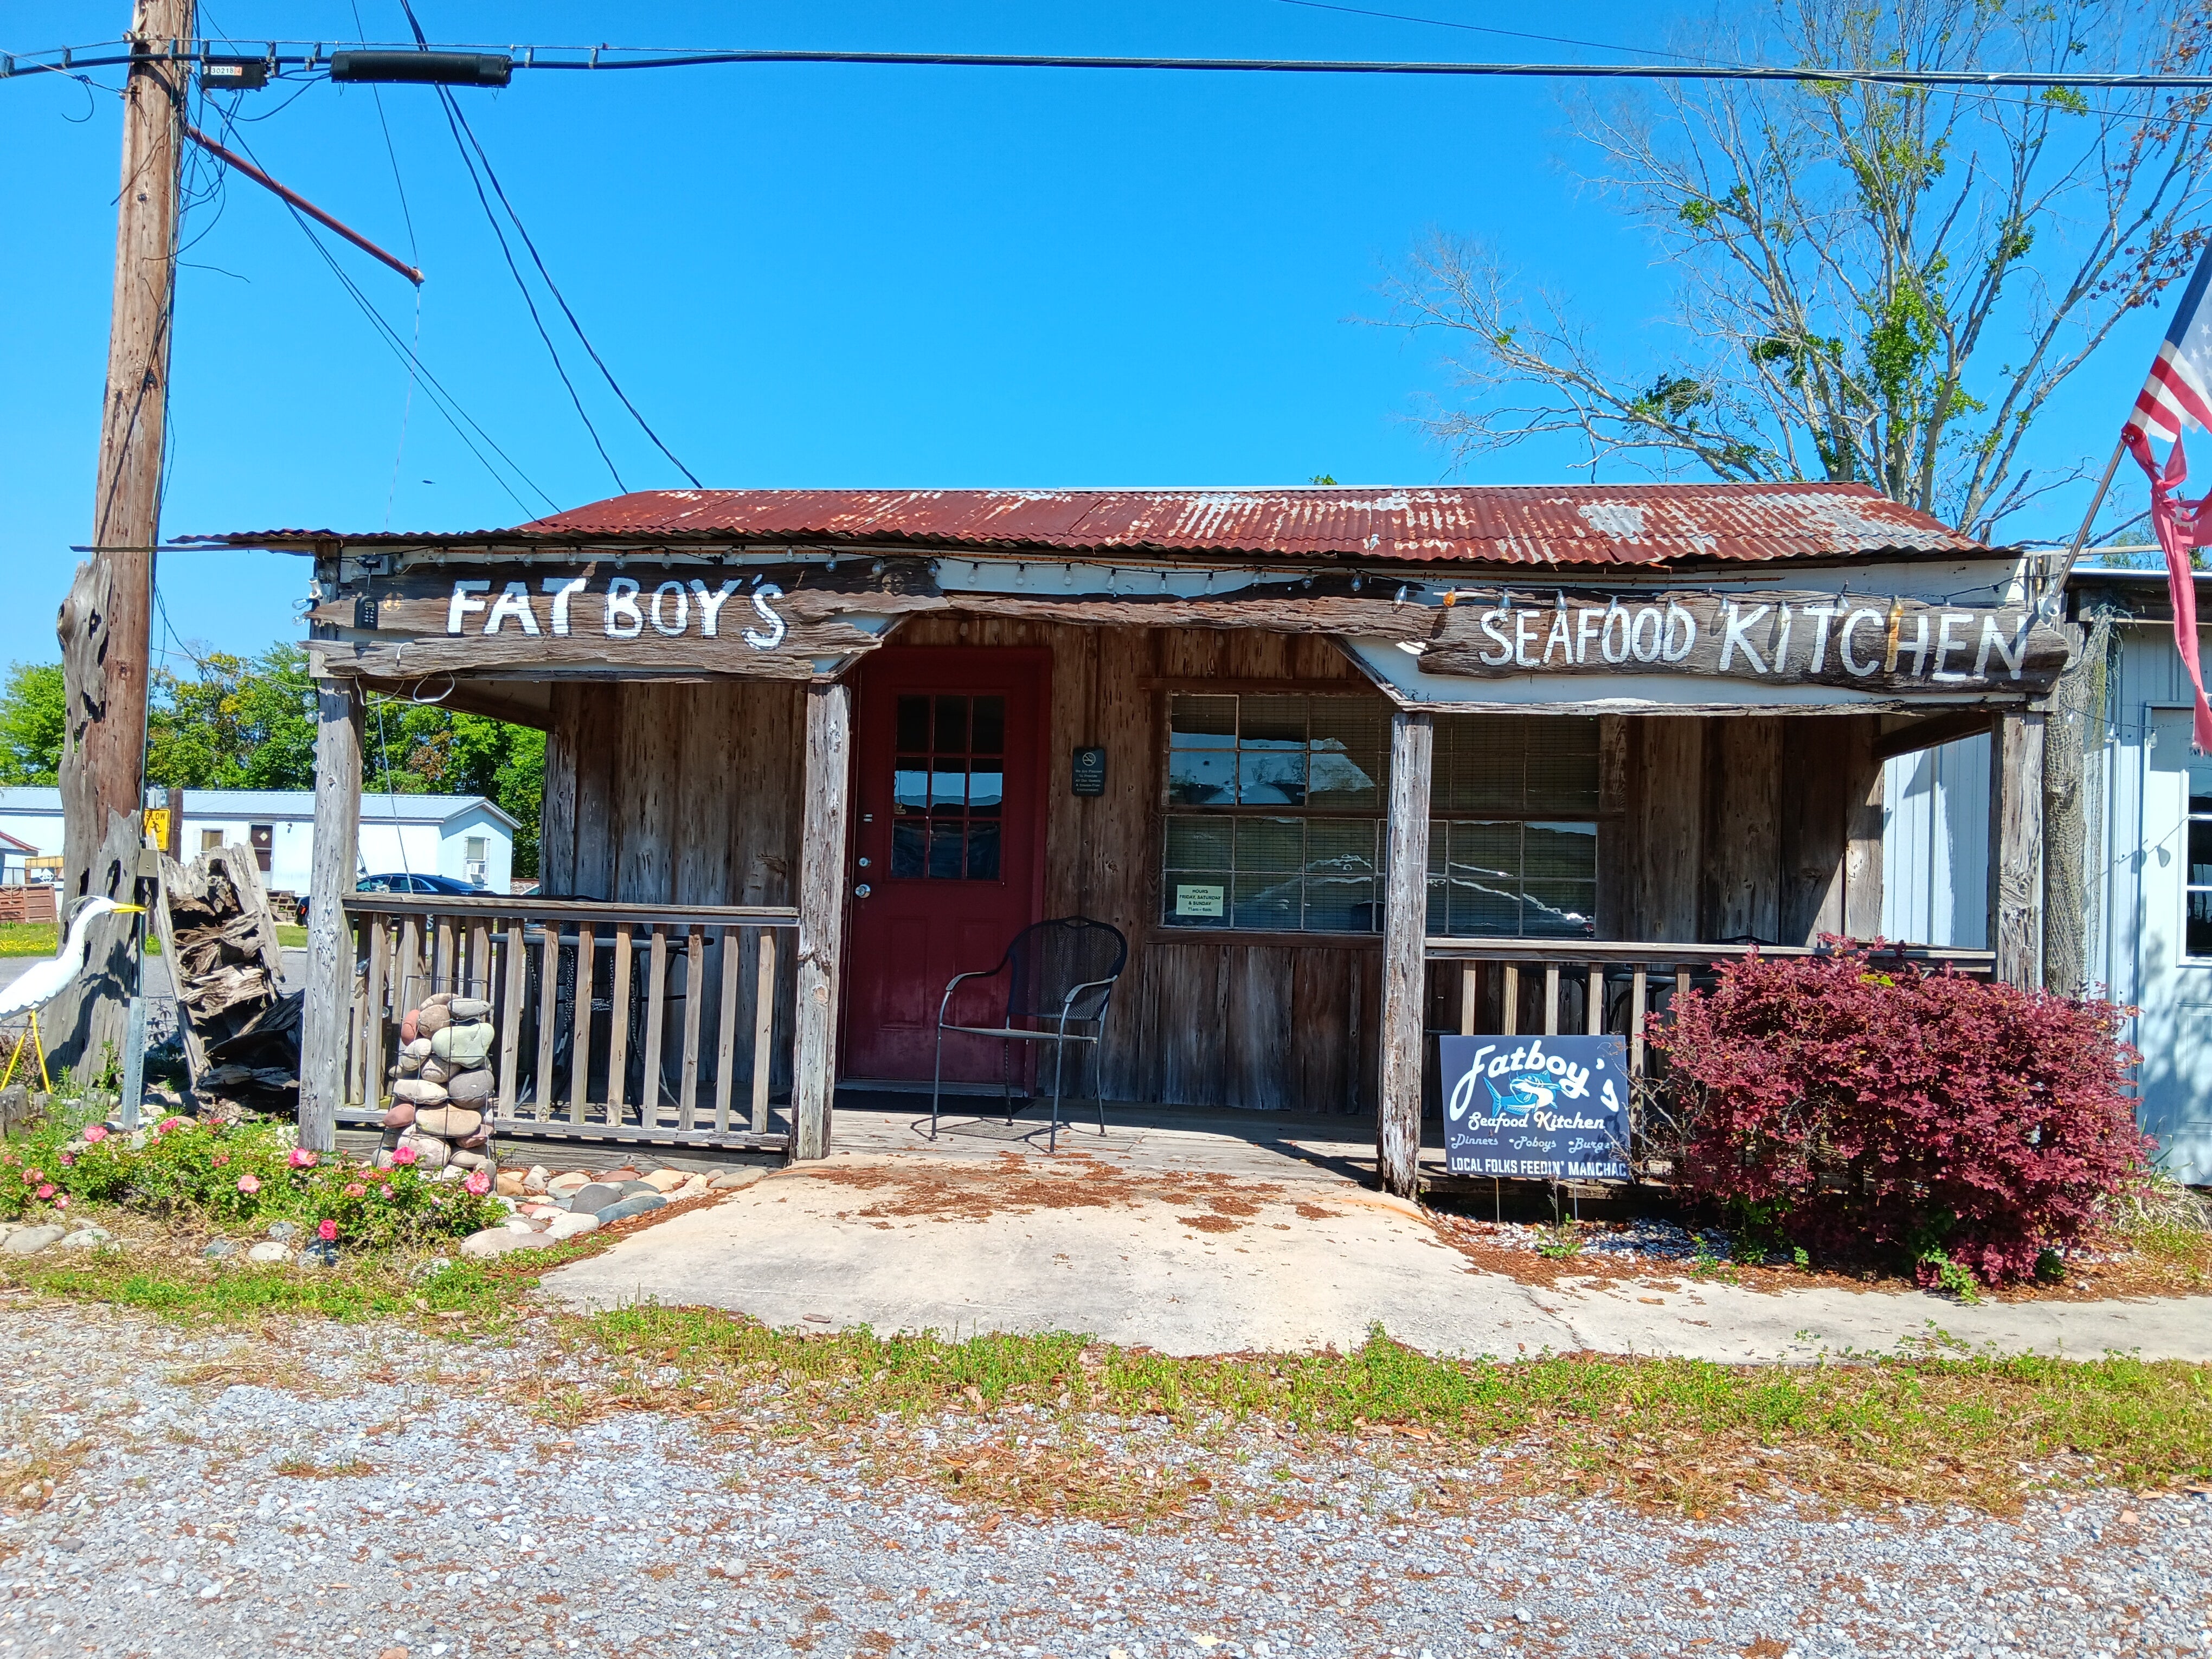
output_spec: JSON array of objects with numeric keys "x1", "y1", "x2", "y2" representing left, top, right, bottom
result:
[
  {"x1": 1918, "y1": 1250, "x2": 1983, "y2": 1304},
  {"x1": 1535, "y1": 1225, "x2": 1584, "y2": 1261},
  {"x1": 272, "y1": 1456, "x2": 374, "y2": 1480}
]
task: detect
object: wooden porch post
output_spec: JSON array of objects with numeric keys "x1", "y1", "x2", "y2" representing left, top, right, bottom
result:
[
  {"x1": 1987, "y1": 710, "x2": 2044, "y2": 988},
  {"x1": 299, "y1": 677, "x2": 364, "y2": 1153},
  {"x1": 792, "y1": 679, "x2": 853, "y2": 1161},
  {"x1": 1378, "y1": 709, "x2": 1433, "y2": 1199}
]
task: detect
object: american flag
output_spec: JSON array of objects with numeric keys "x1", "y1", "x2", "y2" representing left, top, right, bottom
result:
[
  {"x1": 2127, "y1": 245, "x2": 2212, "y2": 445},
  {"x1": 2123, "y1": 241, "x2": 2212, "y2": 754}
]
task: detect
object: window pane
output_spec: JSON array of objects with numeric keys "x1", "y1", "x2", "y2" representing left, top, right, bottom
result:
[
  {"x1": 1236, "y1": 817, "x2": 1305, "y2": 873},
  {"x1": 893, "y1": 760, "x2": 929, "y2": 816},
  {"x1": 971, "y1": 697, "x2": 1006, "y2": 755},
  {"x1": 934, "y1": 696, "x2": 968, "y2": 755},
  {"x1": 1239, "y1": 747, "x2": 1307, "y2": 806},
  {"x1": 891, "y1": 820, "x2": 925, "y2": 878},
  {"x1": 895, "y1": 696, "x2": 930, "y2": 753},
  {"x1": 1305, "y1": 818, "x2": 1377, "y2": 878},
  {"x1": 2192, "y1": 760, "x2": 2212, "y2": 816},
  {"x1": 1525, "y1": 822, "x2": 1599, "y2": 882},
  {"x1": 1164, "y1": 816, "x2": 1234, "y2": 869},
  {"x1": 1169, "y1": 695, "x2": 1237, "y2": 743},
  {"x1": 1524, "y1": 881, "x2": 1598, "y2": 937},
  {"x1": 1239, "y1": 696, "x2": 1307, "y2": 747},
  {"x1": 928, "y1": 821, "x2": 966, "y2": 879},
  {"x1": 1167, "y1": 747, "x2": 1236, "y2": 805},
  {"x1": 1306, "y1": 875, "x2": 1374, "y2": 933},
  {"x1": 966, "y1": 821, "x2": 1001, "y2": 880},
  {"x1": 2191, "y1": 821, "x2": 2212, "y2": 889},
  {"x1": 1434, "y1": 716, "x2": 1525, "y2": 813},
  {"x1": 2192, "y1": 889, "x2": 2212, "y2": 958},
  {"x1": 1308, "y1": 698, "x2": 1384, "y2": 808},
  {"x1": 968, "y1": 760, "x2": 1004, "y2": 816},
  {"x1": 929, "y1": 768, "x2": 967, "y2": 814},
  {"x1": 1233, "y1": 871, "x2": 1300, "y2": 931},
  {"x1": 1166, "y1": 878, "x2": 1229, "y2": 926},
  {"x1": 1527, "y1": 721, "x2": 1600, "y2": 813}
]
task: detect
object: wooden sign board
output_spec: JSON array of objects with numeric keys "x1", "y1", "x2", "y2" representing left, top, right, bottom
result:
[
  {"x1": 308, "y1": 558, "x2": 945, "y2": 681},
  {"x1": 1422, "y1": 588, "x2": 2068, "y2": 695}
]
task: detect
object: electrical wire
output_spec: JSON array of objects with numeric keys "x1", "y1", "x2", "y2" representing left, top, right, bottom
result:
[
  {"x1": 398, "y1": 2, "x2": 700, "y2": 490},
  {"x1": 213, "y1": 106, "x2": 555, "y2": 515},
  {"x1": 1265, "y1": 0, "x2": 1699, "y2": 63},
  {"x1": 351, "y1": 2, "x2": 423, "y2": 529}
]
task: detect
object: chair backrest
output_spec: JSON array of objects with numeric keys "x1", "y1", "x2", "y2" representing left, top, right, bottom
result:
[{"x1": 1000, "y1": 916, "x2": 1129, "y2": 1025}]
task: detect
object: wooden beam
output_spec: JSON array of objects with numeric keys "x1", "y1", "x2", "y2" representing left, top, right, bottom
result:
[
  {"x1": 1377, "y1": 709, "x2": 1433, "y2": 1200},
  {"x1": 300, "y1": 678, "x2": 364, "y2": 1153},
  {"x1": 792, "y1": 679, "x2": 853, "y2": 1161},
  {"x1": 1988, "y1": 711, "x2": 2045, "y2": 988},
  {"x1": 1872, "y1": 706, "x2": 1995, "y2": 761}
]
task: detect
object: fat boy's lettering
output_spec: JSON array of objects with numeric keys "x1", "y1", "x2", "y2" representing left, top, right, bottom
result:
[
  {"x1": 445, "y1": 575, "x2": 788, "y2": 651},
  {"x1": 1425, "y1": 588, "x2": 2068, "y2": 693}
]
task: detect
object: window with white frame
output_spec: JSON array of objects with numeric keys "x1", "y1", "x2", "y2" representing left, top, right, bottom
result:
[{"x1": 2189, "y1": 758, "x2": 2212, "y2": 957}]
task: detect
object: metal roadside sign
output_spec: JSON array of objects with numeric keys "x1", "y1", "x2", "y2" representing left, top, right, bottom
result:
[{"x1": 1438, "y1": 1033, "x2": 1631, "y2": 1181}]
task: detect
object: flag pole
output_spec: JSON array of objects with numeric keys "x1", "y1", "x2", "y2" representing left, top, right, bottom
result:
[{"x1": 2041, "y1": 436, "x2": 2130, "y2": 618}]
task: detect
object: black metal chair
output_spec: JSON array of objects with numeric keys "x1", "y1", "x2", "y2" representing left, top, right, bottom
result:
[{"x1": 930, "y1": 916, "x2": 1129, "y2": 1152}]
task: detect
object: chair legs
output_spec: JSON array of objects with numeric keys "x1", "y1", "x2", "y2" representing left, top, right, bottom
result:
[{"x1": 930, "y1": 1024, "x2": 946, "y2": 1142}]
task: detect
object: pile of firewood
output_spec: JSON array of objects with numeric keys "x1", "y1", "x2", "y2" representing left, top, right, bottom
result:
[{"x1": 155, "y1": 845, "x2": 300, "y2": 1112}]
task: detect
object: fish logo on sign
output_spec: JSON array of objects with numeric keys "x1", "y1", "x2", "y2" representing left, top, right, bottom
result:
[{"x1": 1483, "y1": 1065, "x2": 1558, "y2": 1118}]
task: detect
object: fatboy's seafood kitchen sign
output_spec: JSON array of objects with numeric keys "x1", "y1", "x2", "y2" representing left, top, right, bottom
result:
[{"x1": 1438, "y1": 1034, "x2": 1631, "y2": 1181}]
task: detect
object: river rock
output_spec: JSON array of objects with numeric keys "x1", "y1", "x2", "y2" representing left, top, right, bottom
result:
[
  {"x1": 523, "y1": 1165, "x2": 551, "y2": 1194},
  {"x1": 709, "y1": 1168, "x2": 766, "y2": 1192},
  {"x1": 594, "y1": 1192, "x2": 666, "y2": 1225},
  {"x1": 2, "y1": 1226, "x2": 66, "y2": 1255},
  {"x1": 448, "y1": 1149, "x2": 490, "y2": 1171},
  {"x1": 543, "y1": 1211, "x2": 600, "y2": 1240},
  {"x1": 246, "y1": 1241, "x2": 291, "y2": 1264},
  {"x1": 58, "y1": 1226, "x2": 112, "y2": 1251},
  {"x1": 445, "y1": 1068, "x2": 495, "y2": 1105},
  {"x1": 459, "y1": 1229, "x2": 555, "y2": 1258},
  {"x1": 395, "y1": 1051, "x2": 423, "y2": 1077},
  {"x1": 391, "y1": 1079, "x2": 449, "y2": 1107},
  {"x1": 495, "y1": 1171, "x2": 528, "y2": 1197},
  {"x1": 420, "y1": 1058, "x2": 452, "y2": 1086},
  {"x1": 382, "y1": 1102, "x2": 416, "y2": 1131},
  {"x1": 397, "y1": 1128, "x2": 451, "y2": 1169},
  {"x1": 426, "y1": 991, "x2": 453, "y2": 1006},
  {"x1": 202, "y1": 1238, "x2": 240, "y2": 1261},
  {"x1": 546, "y1": 1172, "x2": 594, "y2": 1197},
  {"x1": 400, "y1": 1008, "x2": 420, "y2": 1043},
  {"x1": 641, "y1": 1169, "x2": 688, "y2": 1193},
  {"x1": 299, "y1": 1239, "x2": 338, "y2": 1268},
  {"x1": 450, "y1": 997, "x2": 493, "y2": 1020},
  {"x1": 266, "y1": 1221, "x2": 299, "y2": 1242},
  {"x1": 401, "y1": 1036, "x2": 433, "y2": 1062},
  {"x1": 565, "y1": 1182, "x2": 625, "y2": 1215},
  {"x1": 414, "y1": 1106, "x2": 483, "y2": 1141},
  {"x1": 430, "y1": 1023, "x2": 495, "y2": 1067},
  {"x1": 415, "y1": 1003, "x2": 453, "y2": 1037}
]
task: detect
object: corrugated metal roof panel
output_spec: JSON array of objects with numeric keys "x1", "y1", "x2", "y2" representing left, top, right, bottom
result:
[{"x1": 195, "y1": 481, "x2": 1992, "y2": 567}]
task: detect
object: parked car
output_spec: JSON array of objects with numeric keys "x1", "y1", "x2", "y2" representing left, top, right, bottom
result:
[{"x1": 356, "y1": 872, "x2": 481, "y2": 895}]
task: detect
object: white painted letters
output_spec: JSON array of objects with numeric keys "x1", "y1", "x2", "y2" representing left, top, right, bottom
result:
[
  {"x1": 540, "y1": 576, "x2": 587, "y2": 636},
  {"x1": 446, "y1": 579, "x2": 490, "y2": 635},
  {"x1": 691, "y1": 578, "x2": 741, "y2": 637},
  {"x1": 1718, "y1": 602, "x2": 1770, "y2": 673},
  {"x1": 604, "y1": 577, "x2": 644, "y2": 639},
  {"x1": 483, "y1": 581, "x2": 539, "y2": 636},
  {"x1": 743, "y1": 583, "x2": 788, "y2": 651},
  {"x1": 648, "y1": 580, "x2": 690, "y2": 636}
]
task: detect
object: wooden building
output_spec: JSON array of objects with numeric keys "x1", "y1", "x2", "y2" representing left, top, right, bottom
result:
[{"x1": 210, "y1": 484, "x2": 2068, "y2": 1194}]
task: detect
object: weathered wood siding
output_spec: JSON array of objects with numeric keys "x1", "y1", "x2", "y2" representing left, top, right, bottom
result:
[{"x1": 535, "y1": 628, "x2": 1882, "y2": 1115}]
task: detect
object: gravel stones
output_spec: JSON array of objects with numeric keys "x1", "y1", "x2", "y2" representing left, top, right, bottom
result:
[
  {"x1": 593, "y1": 1192, "x2": 666, "y2": 1225},
  {"x1": 2, "y1": 1225, "x2": 67, "y2": 1255},
  {"x1": 566, "y1": 1182, "x2": 626, "y2": 1216}
]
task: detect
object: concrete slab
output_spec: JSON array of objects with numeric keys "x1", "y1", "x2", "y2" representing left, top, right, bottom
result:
[{"x1": 540, "y1": 1148, "x2": 2212, "y2": 1362}]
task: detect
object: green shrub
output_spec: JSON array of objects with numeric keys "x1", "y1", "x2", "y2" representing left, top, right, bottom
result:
[{"x1": 13, "y1": 1112, "x2": 501, "y2": 1249}]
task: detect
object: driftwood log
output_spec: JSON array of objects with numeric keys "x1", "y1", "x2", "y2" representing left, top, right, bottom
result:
[{"x1": 153, "y1": 843, "x2": 300, "y2": 1110}]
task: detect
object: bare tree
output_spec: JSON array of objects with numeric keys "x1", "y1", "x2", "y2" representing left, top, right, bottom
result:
[{"x1": 1385, "y1": 0, "x2": 2212, "y2": 538}]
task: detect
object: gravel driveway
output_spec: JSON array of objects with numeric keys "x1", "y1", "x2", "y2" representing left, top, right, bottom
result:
[{"x1": 1, "y1": 1302, "x2": 2203, "y2": 1658}]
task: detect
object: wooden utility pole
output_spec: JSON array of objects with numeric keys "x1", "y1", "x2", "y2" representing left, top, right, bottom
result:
[{"x1": 49, "y1": 1, "x2": 192, "y2": 1084}]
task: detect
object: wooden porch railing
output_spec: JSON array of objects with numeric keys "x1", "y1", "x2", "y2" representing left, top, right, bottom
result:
[
  {"x1": 342, "y1": 895, "x2": 800, "y2": 1151},
  {"x1": 1424, "y1": 937, "x2": 1997, "y2": 1078}
]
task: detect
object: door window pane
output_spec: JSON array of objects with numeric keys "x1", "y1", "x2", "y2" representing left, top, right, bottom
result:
[
  {"x1": 895, "y1": 696, "x2": 930, "y2": 753},
  {"x1": 971, "y1": 697, "x2": 1006, "y2": 756},
  {"x1": 886, "y1": 693, "x2": 1010, "y2": 882}
]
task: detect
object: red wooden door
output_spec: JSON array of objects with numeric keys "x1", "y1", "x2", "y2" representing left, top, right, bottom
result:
[{"x1": 843, "y1": 648, "x2": 1049, "y2": 1082}]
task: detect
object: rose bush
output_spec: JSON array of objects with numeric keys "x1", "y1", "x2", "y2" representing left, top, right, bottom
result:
[
  {"x1": 0, "y1": 1115, "x2": 500, "y2": 1249},
  {"x1": 1648, "y1": 943, "x2": 2150, "y2": 1285}
]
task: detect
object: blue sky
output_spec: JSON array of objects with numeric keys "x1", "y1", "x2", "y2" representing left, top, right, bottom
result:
[{"x1": 0, "y1": 2, "x2": 2168, "y2": 672}]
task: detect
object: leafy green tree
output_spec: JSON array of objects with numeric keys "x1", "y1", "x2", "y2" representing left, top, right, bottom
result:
[
  {"x1": 362, "y1": 698, "x2": 545, "y2": 878},
  {"x1": 0, "y1": 663, "x2": 66, "y2": 785},
  {"x1": 1385, "y1": 0, "x2": 2212, "y2": 538},
  {"x1": 145, "y1": 645, "x2": 318, "y2": 789}
]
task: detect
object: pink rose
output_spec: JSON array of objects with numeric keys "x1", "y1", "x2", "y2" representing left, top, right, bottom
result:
[
  {"x1": 343, "y1": 1182, "x2": 366, "y2": 1199},
  {"x1": 236, "y1": 1175, "x2": 261, "y2": 1195},
  {"x1": 389, "y1": 1146, "x2": 419, "y2": 1168},
  {"x1": 57, "y1": 1153, "x2": 73, "y2": 1168},
  {"x1": 33, "y1": 1185, "x2": 54, "y2": 1201},
  {"x1": 288, "y1": 1148, "x2": 317, "y2": 1169},
  {"x1": 52, "y1": 1197, "x2": 66, "y2": 1211},
  {"x1": 211, "y1": 1152, "x2": 230, "y2": 1168},
  {"x1": 462, "y1": 1169, "x2": 491, "y2": 1196},
  {"x1": 83, "y1": 1126, "x2": 108, "y2": 1144},
  {"x1": 156, "y1": 1117, "x2": 188, "y2": 1135},
  {"x1": 23, "y1": 1169, "x2": 42, "y2": 1184},
  {"x1": 317, "y1": 1219, "x2": 338, "y2": 1242}
]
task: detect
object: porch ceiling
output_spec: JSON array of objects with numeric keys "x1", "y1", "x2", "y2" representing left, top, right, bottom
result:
[{"x1": 189, "y1": 481, "x2": 1993, "y2": 569}]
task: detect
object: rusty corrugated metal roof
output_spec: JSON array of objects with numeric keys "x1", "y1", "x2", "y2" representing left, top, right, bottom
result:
[{"x1": 195, "y1": 481, "x2": 1992, "y2": 567}]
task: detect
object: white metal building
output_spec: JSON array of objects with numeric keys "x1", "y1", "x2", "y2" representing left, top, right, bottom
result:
[
  {"x1": 1881, "y1": 568, "x2": 2211, "y2": 1186},
  {"x1": 0, "y1": 788, "x2": 517, "y2": 896}
]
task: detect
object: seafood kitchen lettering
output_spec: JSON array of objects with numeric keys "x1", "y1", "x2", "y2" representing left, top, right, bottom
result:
[{"x1": 443, "y1": 576, "x2": 788, "y2": 651}]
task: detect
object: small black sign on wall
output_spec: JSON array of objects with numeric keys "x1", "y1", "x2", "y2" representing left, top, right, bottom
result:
[{"x1": 1071, "y1": 747, "x2": 1108, "y2": 797}]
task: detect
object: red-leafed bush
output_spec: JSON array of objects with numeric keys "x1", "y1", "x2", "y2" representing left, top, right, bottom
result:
[{"x1": 1648, "y1": 944, "x2": 2148, "y2": 1285}]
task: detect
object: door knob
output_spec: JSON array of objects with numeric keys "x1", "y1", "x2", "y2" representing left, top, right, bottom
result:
[{"x1": 853, "y1": 883, "x2": 872, "y2": 899}]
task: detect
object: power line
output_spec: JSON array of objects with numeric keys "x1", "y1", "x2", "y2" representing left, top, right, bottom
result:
[
  {"x1": 11, "y1": 39, "x2": 2212, "y2": 90},
  {"x1": 1264, "y1": 0, "x2": 1702, "y2": 63},
  {"x1": 398, "y1": 4, "x2": 698, "y2": 489}
]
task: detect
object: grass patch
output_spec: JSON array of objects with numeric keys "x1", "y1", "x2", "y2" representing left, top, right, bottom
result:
[
  {"x1": 276, "y1": 924, "x2": 307, "y2": 947},
  {"x1": 0, "y1": 924, "x2": 57, "y2": 959},
  {"x1": 272, "y1": 1455, "x2": 375, "y2": 1480},
  {"x1": 5, "y1": 1216, "x2": 2208, "y2": 1520}
]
